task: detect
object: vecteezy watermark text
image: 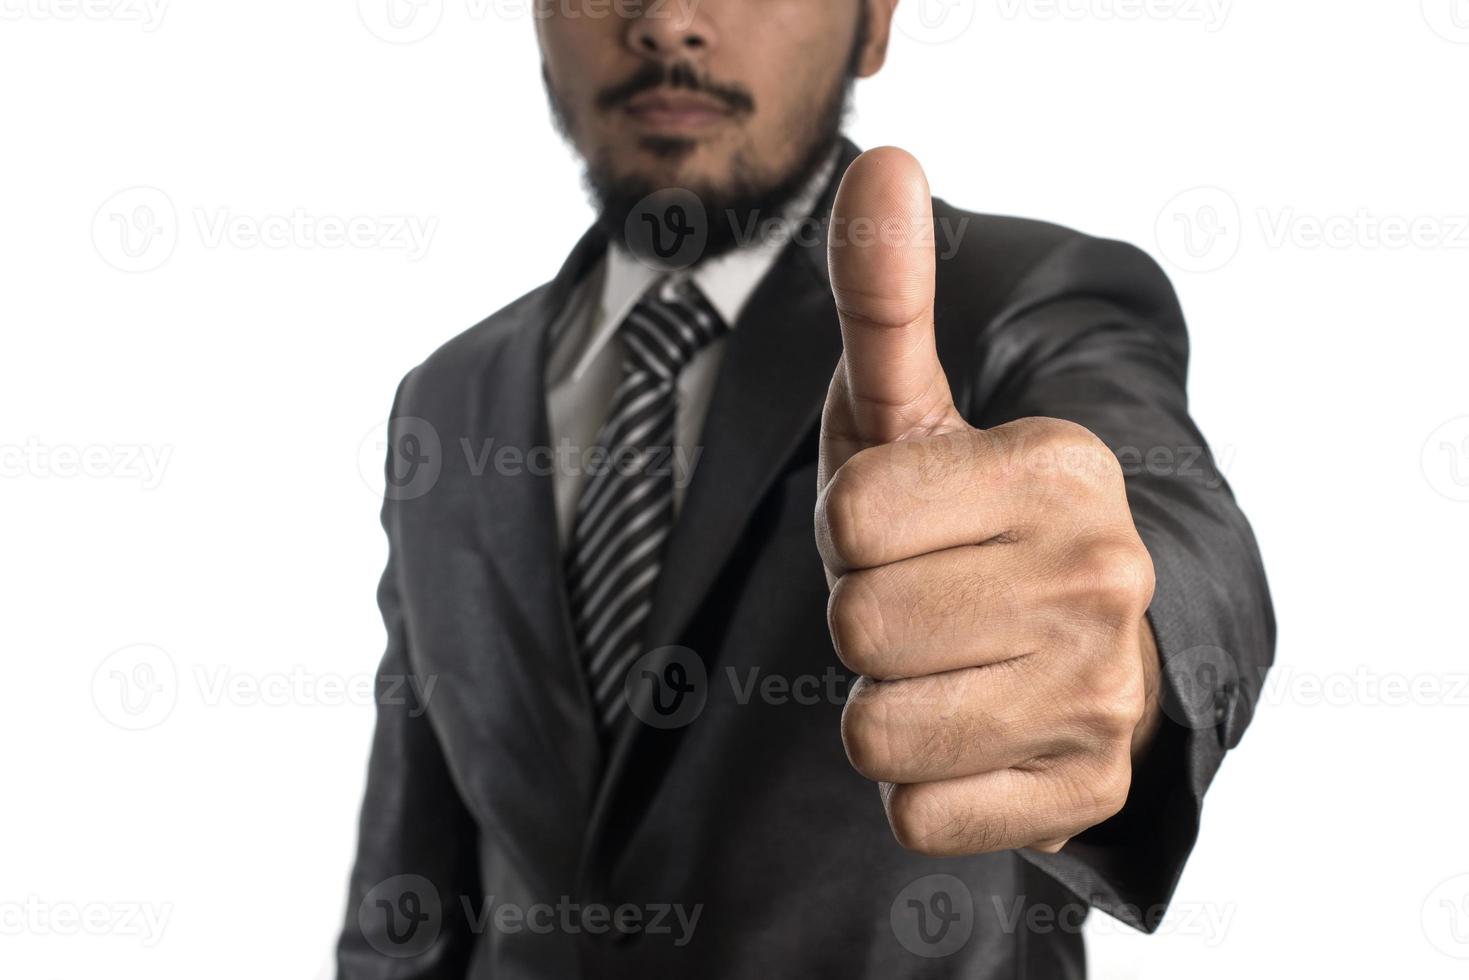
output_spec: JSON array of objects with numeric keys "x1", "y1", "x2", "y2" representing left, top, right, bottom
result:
[
  {"x1": 462, "y1": 437, "x2": 704, "y2": 488},
  {"x1": 0, "y1": 896, "x2": 172, "y2": 946},
  {"x1": 623, "y1": 187, "x2": 972, "y2": 272},
  {"x1": 91, "y1": 643, "x2": 438, "y2": 731},
  {"x1": 93, "y1": 187, "x2": 438, "y2": 273},
  {"x1": 357, "y1": 875, "x2": 702, "y2": 958},
  {"x1": 1157, "y1": 186, "x2": 1469, "y2": 273},
  {"x1": 463, "y1": 896, "x2": 702, "y2": 945},
  {"x1": 359, "y1": 419, "x2": 710, "y2": 502},
  {"x1": 995, "y1": 0, "x2": 1232, "y2": 31},
  {"x1": 1, "y1": 438, "x2": 172, "y2": 489},
  {"x1": 0, "y1": 0, "x2": 169, "y2": 29}
]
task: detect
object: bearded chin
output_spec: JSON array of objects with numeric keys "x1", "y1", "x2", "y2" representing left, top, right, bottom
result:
[{"x1": 545, "y1": 69, "x2": 854, "y2": 267}]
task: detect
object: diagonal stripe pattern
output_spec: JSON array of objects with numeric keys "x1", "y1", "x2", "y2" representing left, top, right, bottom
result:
[{"x1": 565, "y1": 277, "x2": 727, "y2": 738}]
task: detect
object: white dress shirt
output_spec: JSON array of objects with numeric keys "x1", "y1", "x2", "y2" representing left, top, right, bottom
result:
[{"x1": 544, "y1": 156, "x2": 836, "y2": 549}]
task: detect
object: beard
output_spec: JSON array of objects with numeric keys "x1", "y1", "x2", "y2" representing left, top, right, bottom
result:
[
  {"x1": 572, "y1": 83, "x2": 849, "y2": 266},
  {"x1": 543, "y1": 17, "x2": 865, "y2": 266}
]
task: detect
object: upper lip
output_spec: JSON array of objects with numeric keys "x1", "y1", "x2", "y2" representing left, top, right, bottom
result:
[{"x1": 624, "y1": 89, "x2": 734, "y2": 116}]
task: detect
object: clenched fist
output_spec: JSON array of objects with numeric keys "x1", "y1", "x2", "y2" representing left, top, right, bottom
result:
[{"x1": 816, "y1": 148, "x2": 1163, "y2": 857}]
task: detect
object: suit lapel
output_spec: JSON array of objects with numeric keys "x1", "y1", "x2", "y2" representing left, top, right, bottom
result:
[
  {"x1": 581, "y1": 138, "x2": 859, "y2": 873},
  {"x1": 646, "y1": 137, "x2": 857, "y2": 659},
  {"x1": 469, "y1": 226, "x2": 608, "y2": 817},
  {"x1": 641, "y1": 238, "x2": 843, "y2": 654}
]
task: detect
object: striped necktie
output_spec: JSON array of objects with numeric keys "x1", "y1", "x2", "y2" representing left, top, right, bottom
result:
[{"x1": 565, "y1": 277, "x2": 728, "y2": 738}]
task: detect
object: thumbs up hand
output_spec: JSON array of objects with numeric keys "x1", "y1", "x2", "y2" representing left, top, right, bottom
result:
[{"x1": 816, "y1": 148, "x2": 1162, "y2": 856}]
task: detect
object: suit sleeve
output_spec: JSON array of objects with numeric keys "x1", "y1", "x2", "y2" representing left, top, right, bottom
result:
[
  {"x1": 337, "y1": 387, "x2": 483, "y2": 978},
  {"x1": 966, "y1": 234, "x2": 1276, "y2": 931}
]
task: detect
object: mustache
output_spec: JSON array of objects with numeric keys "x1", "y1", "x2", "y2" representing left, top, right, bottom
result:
[{"x1": 595, "y1": 61, "x2": 755, "y2": 115}]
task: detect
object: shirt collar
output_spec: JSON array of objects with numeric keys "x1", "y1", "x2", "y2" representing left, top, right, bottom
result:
[{"x1": 567, "y1": 149, "x2": 838, "y2": 384}]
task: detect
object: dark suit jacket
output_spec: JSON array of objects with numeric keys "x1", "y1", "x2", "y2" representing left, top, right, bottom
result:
[{"x1": 337, "y1": 138, "x2": 1274, "y2": 979}]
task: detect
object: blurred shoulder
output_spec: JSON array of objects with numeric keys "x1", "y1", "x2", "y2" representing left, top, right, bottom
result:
[{"x1": 931, "y1": 199, "x2": 1181, "y2": 337}]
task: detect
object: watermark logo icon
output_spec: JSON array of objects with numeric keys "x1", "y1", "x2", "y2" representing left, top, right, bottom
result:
[
  {"x1": 358, "y1": 0, "x2": 444, "y2": 43},
  {"x1": 360, "y1": 416, "x2": 444, "y2": 501},
  {"x1": 1423, "y1": 0, "x2": 1469, "y2": 43},
  {"x1": 93, "y1": 187, "x2": 177, "y2": 273},
  {"x1": 1421, "y1": 416, "x2": 1469, "y2": 502},
  {"x1": 891, "y1": 874, "x2": 974, "y2": 957},
  {"x1": 895, "y1": 0, "x2": 976, "y2": 43},
  {"x1": 625, "y1": 645, "x2": 708, "y2": 729},
  {"x1": 1423, "y1": 874, "x2": 1469, "y2": 958},
  {"x1": 360, "y1": 874, "x2": 443, "y2": 958},
  {"x1": 1162, "y1": 644, "x2": 1238, "y2": 730},
  {"x1": 1155, "y1": 186, "x2": 1241, "y2": 273},
  {"x1": 92, "y1": 644, "x2": 178, "y2": 731},
  {"x1": 624, "y1": 188, "x2": 708, "y2": 271}
]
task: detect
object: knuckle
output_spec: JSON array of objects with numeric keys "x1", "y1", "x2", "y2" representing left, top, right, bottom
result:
[
  {"x1": 818, "y1": 460, "x2": 884, "y2": 569},
  {"x1": 954, "y1": 806, "x2": 1004, "y2": 855},
  {"x1": 905, "y1": 699, "x2": 966, "y2": 776},
  {"x1": 1059, "y1": 756, "x2": 1131, "y2": 829},
  {"x1": 886, "y1": 783, "x2": 964, "y2": 855},
  {"x1": 845, "y1": 680, "x2": 964, "y2": 782},
  {"x1": 827, "y1": 572, "x2": 892, "y2": 677},
  {"x1": 1038, "y1": 416, "x2": 1093, "y2": 451},
  {"x1": 885, "y1": 785, "x2": 931, "y2": 852},
  {"x1": 1023, "y1": 415, "x2": 1088, "y2": 459},
  {"x1": 999, "y1": 418, "x2": 1120, "y2": 504},
  {"x1": 1073, "y1": 536, "x2": 1156, "y2": 622},
  {"x1": 1012, "y1": 415, "x2": 1079, "y2": 446},
  {"x1": 998, "y1": 418, "x2": 1063, "y2": 483},
  {"x1": 1070, "y1": 431, "x2": 1124, "y2": 486},
  {"x1": 1091, "y1": 755, "x2": 1133, "y2": 823},
  {"x1": 886, "y1": 427, "x2": 968, "y2": 485},
  {"x1": 888, "y1": 782, "x2": 1006, "y2": 856},
  {"x1": 840, "y1": 684, "x2": 898, "y2": 781},
  {"x1": 1076, "y1": 662, "x2": 1147, "y2": 741},
  {"x1": 1032, "y1": 418, "x2": 1122, "y2": 489}
]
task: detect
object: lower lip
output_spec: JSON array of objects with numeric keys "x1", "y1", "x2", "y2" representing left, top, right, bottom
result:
[{"x1": 625, "y1": 105, "x2": 731, "y2": 134}]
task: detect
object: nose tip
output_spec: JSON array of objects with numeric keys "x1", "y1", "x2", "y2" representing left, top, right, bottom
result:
[
  {"x1": 626, "y1": 2, "x2": 715, "y2": 59},
  {"x1": 631, "y1": 32, "x2": 708, "y2": 56}
]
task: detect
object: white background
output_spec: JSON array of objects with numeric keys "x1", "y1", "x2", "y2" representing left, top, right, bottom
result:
[{"x1": 3, "y1": 1, "x2": 1467, "y2": 976}]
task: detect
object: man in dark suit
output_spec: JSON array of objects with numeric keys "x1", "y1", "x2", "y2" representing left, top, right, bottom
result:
[{"x1": 337, "y1": 1, "x2": 1274, "y2": 976}]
